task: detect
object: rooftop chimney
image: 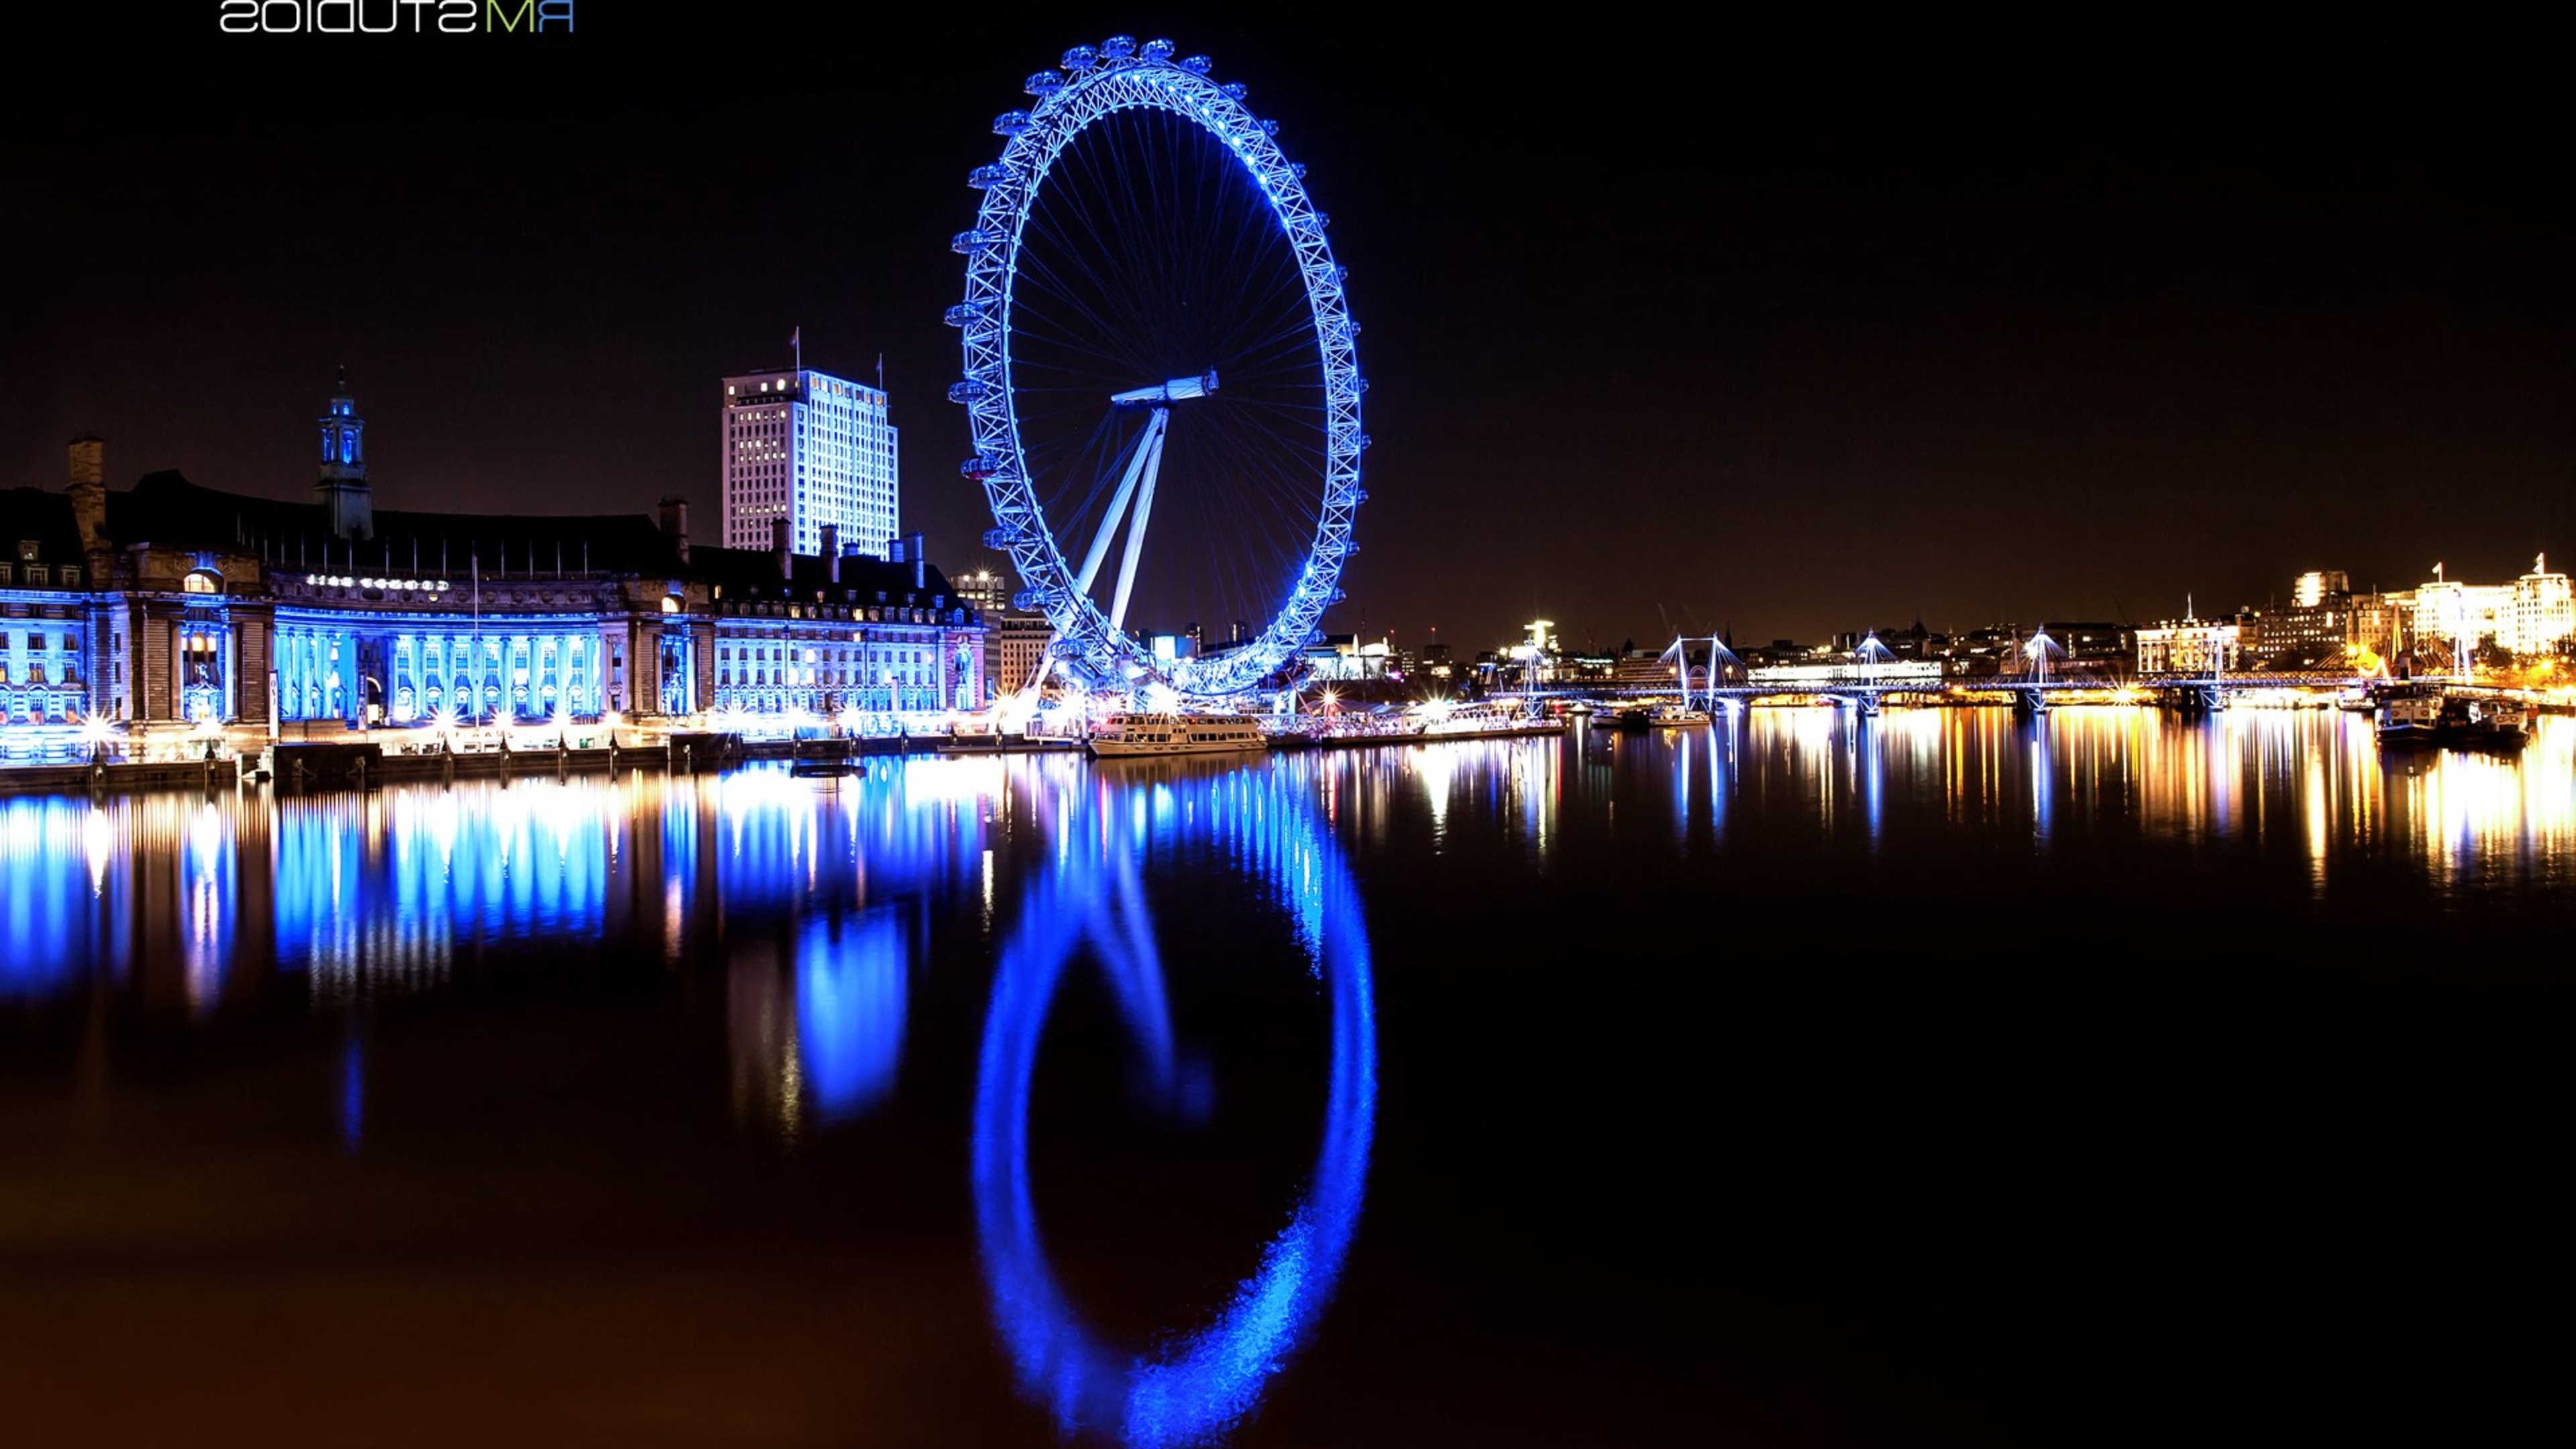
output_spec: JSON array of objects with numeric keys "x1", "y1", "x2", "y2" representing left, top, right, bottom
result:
[
  {"x1": 908, "y1": 531, "x2": 927, "y2": 590},
  {"x1": 67, "y1": 436, "x2": 104, "y2": 488},
  {"x1": 821, "y1": 523, "x2": 840, "y2": 584},
  {"x1": 772, "y1": 516, "x2": 792, "y2": 580},
  {"x1": 657, "y1": 496, "x2": 690, "y2": 565},
  {"x1": 66, "y1": 436, "x2": 107, "y2": 557}
]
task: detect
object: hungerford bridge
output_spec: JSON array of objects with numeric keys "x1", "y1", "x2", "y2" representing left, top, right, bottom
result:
[{"x1": 1520, "y1": 631, "x2": 2377, "y2": 716}]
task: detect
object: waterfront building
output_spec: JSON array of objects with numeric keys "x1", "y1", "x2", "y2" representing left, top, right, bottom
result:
[
  {"x1": 951, "y1": 564, "x2": 1010, "y2": 618},
  {"x1": 0, "y1": 468, "x2": 96, "y2": 730},
  {"x1": 987, "y1": 609, "x2": 1055, "y2": 699},
  {"x1": 2048, "y1": 623, "x2": 2135, "y2": 680},
  {"x1": 2292, "y1": 570, "x2": 2350, "y2": 608},
  {"x1": 2246, "y1": 571, "x2": 2353, "y2": 670},
  {"x1": 1943, "y1": 626, "x2": 2023, "y2": 678},
  {"x1": 2345, "y1": 557, "x2": 2571, "y2": 666},
  {"x1": 2508, "y1": 555, "x2": 2573, "y2": 656},
  {"x1": 1301, "y1": 634, "x2": 1390, "y2": 682},
  {"x1": 1505, "y1": 621, "x2": 1561, "y2": 688},
  {"x1": 720, "y1": 366, "x2": 898, "y2": 559},
  {"x1": 1613, "y1": 647, "x2": 1672, "y2": 688},
  {"x1": 2135, "y1": 613, "x2": 2244, "y2": 675},
  {"x1": 0, "y1": 381, "x2": 980, "y2": 759}
]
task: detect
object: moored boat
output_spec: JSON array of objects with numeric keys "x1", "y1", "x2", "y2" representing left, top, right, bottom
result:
[
  {"x1": 1085, "y1": 712, "x2": 1268, "y2": 759},
  {"x1": 1417, "y1": 702, "x2": 1565, "y2": 740},
  {"x1": 2375, "y1": 686, "x2": 2443, "y2": 749},
  {"x1": 2440, "y1": 694, "x2": 2528, "y2": 753}
]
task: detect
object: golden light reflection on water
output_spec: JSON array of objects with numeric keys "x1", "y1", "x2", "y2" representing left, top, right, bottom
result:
[{"x1": 1716, "y1": 706, "x2": 2576, "y2": 891}]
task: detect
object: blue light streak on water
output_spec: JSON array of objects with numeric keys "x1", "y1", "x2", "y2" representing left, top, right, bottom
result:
[
  {"x1": 1860, "y1": 716, "x2": 1886, "y2": 849},
  {"x1": 2031, "y1": 716, "x2": 2056, "y2": 847},
  {"x1": 339, "y1": 1027, "x2": 365, "y2": 1154},
  {"x1": 0, "y1": 798, "x2": 108, "y2": 1002},
  {"x1": 796, "y1": 907, "x2": 908, "y2": 1122},
  {"x1": 973, "y1": 763, "x2": 1376, "y2": 1448},
  {"x1": 181, "y1": 800, "x2": 237, "y2": 1014},
  {"x1": 274, "y1": 784, "x2": 613, "y2": 985}
]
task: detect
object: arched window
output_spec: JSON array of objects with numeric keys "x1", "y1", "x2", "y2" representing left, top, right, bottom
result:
[{"x1": 181, "y1": 570, "x2": 222, "y2": 595}]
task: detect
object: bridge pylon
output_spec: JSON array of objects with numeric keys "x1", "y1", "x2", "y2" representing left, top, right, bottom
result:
[{"x1": 1658, "y1": 635, "x2": 1741, "y2": 712}]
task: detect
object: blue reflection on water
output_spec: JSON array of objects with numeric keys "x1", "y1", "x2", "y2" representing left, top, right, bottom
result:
[
  {"x1": 973, "y1": 765, "x2": 1377, "y2": 1448},
  {"x1": 0, "y1": 799, "x2": 104, "y2": 1002},
  {"x1": 2031, "y1": 714, "x2": 2055, "y2": 847},
  {"x1": 339, "y1": 1027, "x2": 365, "y2": 1154},
  {"x1": 796, "y1": 908, "x2": 908, "y2": 1122}
]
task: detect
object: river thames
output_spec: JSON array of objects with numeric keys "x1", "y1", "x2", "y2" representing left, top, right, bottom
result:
[{"x1": 5, "y1": 708, "x2": 2571, "y2": 1446}]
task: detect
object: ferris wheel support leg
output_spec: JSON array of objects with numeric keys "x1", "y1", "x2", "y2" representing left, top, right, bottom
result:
[
  {"x1": 1073, "y1": 408, "x2": 1169, "y2": 597},
  {"x1": 1108, "y1": 419, "x2": 1168, "y2": 635}
]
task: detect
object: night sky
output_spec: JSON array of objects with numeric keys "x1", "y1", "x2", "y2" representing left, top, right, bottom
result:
[{"x1": 5, "y1": 7, "x2": 2566, "y2": 653}]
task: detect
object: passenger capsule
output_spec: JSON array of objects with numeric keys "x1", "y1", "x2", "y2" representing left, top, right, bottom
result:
[
  {"x1": 1181, "y1": 54, "x2": 1214, "y2": 74},
  {"x1": 992, "y1": 109, "x2": 1032, "y2": 137},
  {"x1": 943, "y1": 302, "x2": 985, "y2": 328},
  {"x1": 1142, "y1": 38, "x2": 1175, "y2": 62},
  {"x1": 982, "y1": 527, "x2": 1022, "y2": 550},
  {"x1": 1100, "y1": 34, "x2": 1136, "y2": 59},
  {"x1": 951, "y1": 229, "x2": 998, "y2": 254},
  {"x1": 1222, "y1": 81, "x2": 1249, "y2": 101},
  {"x1": 967, "y1": 163, "x2": 1012, "y2": 190},
  {"x1": 946, "y1": 380, "x2": 990, "y2": 404},
  {"x1": 1024, "y1": 70, "x2": 1062, "y2": 97},
  {"x1": 1061, "y1": 44, "x2": 1097, "y2": 70},
  {"x1": 1260, "y1": 118, "x2": 1280, "y2": 136}
]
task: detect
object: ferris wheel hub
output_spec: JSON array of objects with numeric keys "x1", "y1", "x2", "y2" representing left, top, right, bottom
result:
[{"x1": 1109, "y1": 370, "x2": 1220, "y2": 407}]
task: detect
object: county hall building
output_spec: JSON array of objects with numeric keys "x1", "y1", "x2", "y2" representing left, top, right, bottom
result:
[{"x1": 0, "y1": 380, "x2": 983, "y2": 757}]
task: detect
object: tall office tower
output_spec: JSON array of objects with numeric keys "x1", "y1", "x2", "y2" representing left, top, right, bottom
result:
[{"x1": 720, "y1": 368, "x2": 898, "y2": 557}]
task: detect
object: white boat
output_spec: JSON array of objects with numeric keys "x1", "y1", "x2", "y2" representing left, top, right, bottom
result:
[
  {"x1": 2375, "y1": 687, "x2": 2442, "y2": 749},
  {"x1": 1649, "y1": 704, "x2": 1711, "y2": 727},
  {"x1": 1085, "y1": 712, "x2": 1268, "y2": 759},
  {"x1": 1415, "y1": 701, "x2": 1565, "y2": 740}
]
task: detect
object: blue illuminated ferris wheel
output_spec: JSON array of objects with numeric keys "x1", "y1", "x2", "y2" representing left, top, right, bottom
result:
[{"x1": 953, "y1": 34, "x2": 1367, "y2": 701}]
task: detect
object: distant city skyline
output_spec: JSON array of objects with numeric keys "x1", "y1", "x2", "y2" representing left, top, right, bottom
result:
[{"x1": 4, "y1": 10, "x2": 2565, "y2": 652}]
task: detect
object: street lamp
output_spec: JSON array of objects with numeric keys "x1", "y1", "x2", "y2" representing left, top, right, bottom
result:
[{"x1": 78, "y1": 711, "x2": 115, "y2": 765}]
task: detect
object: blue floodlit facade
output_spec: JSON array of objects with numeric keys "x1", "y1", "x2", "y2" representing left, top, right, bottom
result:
[{"x1": 0, "y1": 382, "x2": 983, "y2": 757}]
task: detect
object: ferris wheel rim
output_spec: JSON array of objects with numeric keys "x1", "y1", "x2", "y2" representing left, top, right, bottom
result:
[{"x1": 954, "y1": 39, "x2": 1364, "y2": 700}]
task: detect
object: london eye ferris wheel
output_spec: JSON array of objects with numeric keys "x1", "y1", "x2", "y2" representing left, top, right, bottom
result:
[{"x1": 952, "y1": 34, "x2": 1367, "y2": 702}]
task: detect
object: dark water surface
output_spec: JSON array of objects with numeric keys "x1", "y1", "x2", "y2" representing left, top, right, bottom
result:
[{"x1": 5, "y1": 708, "x2": 2572, "y2": 1446}]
